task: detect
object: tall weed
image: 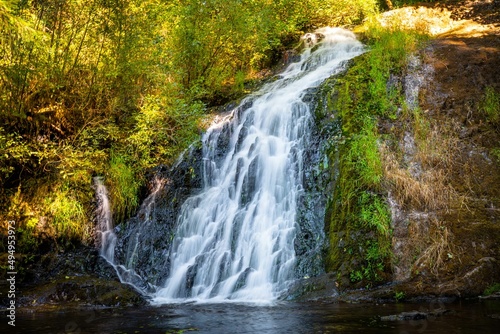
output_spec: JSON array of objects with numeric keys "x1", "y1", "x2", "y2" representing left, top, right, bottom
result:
[{"x1": 107, "y1": 152, "x2": 140, "y2": 224}]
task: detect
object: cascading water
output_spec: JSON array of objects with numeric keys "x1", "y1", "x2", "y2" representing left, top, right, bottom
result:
[
  {"x1": 94, "y1": 27, "x2": 364, "y2": 304},
  {"x1": 95, "y1": 176, "x2": 160, "y2": 292},
  {"x1": 95, "y1": 177, "x2": 116, "y2": 263},
  {"x1": 152, "y1": 27, "x2": 364, "y2": 303}
]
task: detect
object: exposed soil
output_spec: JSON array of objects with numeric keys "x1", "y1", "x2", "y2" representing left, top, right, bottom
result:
[{"x1": 415, "y1": 0, "x2": 500, "y2": 297}]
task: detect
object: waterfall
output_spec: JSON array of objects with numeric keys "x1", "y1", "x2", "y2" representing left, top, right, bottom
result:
[
  {"x1": 94, "y1": 177, "x2": 154, "y2": 293},
  {"x1": 152, "y1": 27, "x2": 364, "y2": 303},
  {"x1": 95, "y1": 177, "x2": 116, "y2": 263},
  {"x1": 93, "y1": 27, "x2": 363, "y2": 303}
]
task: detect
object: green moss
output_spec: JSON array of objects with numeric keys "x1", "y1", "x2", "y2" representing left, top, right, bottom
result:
[
  {"x1": 482, "y1": 86, "x2": 500, "y2": 125},
  {"x1": 325, "y1": 23, "x2": 428, "y2": 286}
]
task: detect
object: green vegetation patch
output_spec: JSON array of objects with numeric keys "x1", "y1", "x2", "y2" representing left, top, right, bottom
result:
[
  {"x1": 484, "y1": 283, "x2": 500, "y2": 296},
  {"x1": 325, "y1": 23, "x2": 428, "y2": 286},
  {"x1": 482, "y1": 86, "x2": 500, "y2": 125}
]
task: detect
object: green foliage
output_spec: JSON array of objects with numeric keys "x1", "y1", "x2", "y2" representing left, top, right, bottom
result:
[
  {"x1": 169, "y1": 0, "x2": 293, "y2": 101},
  {"x1": 326, "y1": 21, "x2": 429, "y2": 285},
  {"x1": 0, "y1": 128, "x2": 32, "y2": 183},
  {"x1": 484, "y1": 283, "x2": 500, "y2": 296},
  {"x1": 169, "y1": 0, "x2": 380, "y2": 102},
  {"x1": 490, "y1": 148, "x2": 500, "y2": 162},
  {"x1": 482, "y1": 86, "x2": 500, "y2": 125},
  {"x1": 107, "y1": 152, "x2": 140, "y2": 224},
  {"x1": 350, "y1": 270, "x2": 363, "y2": 282},
  {"x1": 394, "y1": 290, "x2": 405, "y2": 302},
  {"x1": 358, "y1": 192, "x2": 391, "y2": 237},
  {"x1": 348, "y1": 240, "x2": 387, "y2": 283},
  {"x1": 305, "y1": 0, "x2": 378, "y2": 29},
  {"x1": 128, "y1": 95, "x2": 204, "y2": 168},
  {"x1": 45, "y1": 186, "x2": 87, "y2": 239}
]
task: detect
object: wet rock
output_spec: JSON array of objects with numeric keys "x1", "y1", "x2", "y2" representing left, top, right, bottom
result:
[
  {"x1": 233, "y1": 267, "x2": 255, "y2": 292},
  {"x1": 284, "y1": 273, "x2": 339, "y2": 301},
  {"x1": 283, "y1": 49, "x2": 300, "y2": 65},
  {"x1": 16, "y1": 275, "x2": 146, "y2": 308},
  {"x1": 380, "y1": 308, "x2": 451, "y2": 321},
  {"x1": 1, "y1": 245, "x2": 147, "y2": 308},
  {"x1": 113, "y1": 144, "x2": 205, "y2": 288},
  {"x1": 19, "y1": 246, "x2": 117, "y2": 287},
  {"x1": 481, "y1": 293, "x2": 500, "y2": 300}
]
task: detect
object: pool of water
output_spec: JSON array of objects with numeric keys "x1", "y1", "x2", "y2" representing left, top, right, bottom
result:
[{"x1": 4, "y1": 299, "x2": 500, "y2": 333}]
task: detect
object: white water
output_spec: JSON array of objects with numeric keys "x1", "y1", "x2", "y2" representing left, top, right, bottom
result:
[
  {"x1": 95, "y1": 177, "x2": 116, "y2": 262},
  {"x1": 95, "y1": 177, "x2": 158, "y2": 293},
  {"x1": 152, "y1": 28, "x2": 364, "y2": 304}
]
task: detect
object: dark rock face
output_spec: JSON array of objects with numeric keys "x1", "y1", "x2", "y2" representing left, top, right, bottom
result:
[
  {"x1": 19, "y1": 275, "x2": 147, "y2": 307},
  {"x1": 3, "y1": 245, "x2": 147, "y2": 308},
  {"x1": 283, "y1": 273, "x2": 340, "y2": 301},
  {"x1": 113, "y1": 144, "x2": 205, "y2": 290},
  {"x1": 292, "y1": 79, "x2": 343, "y2": 282}
]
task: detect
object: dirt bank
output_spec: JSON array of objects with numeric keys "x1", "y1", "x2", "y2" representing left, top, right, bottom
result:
[{"x1": 416, "y1": 0, "x2": 500, "y2": 297}]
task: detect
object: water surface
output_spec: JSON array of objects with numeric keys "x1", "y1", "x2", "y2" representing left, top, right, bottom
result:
[{"x1": 7, "y1": 299, "x2": 500, "y2": 333}]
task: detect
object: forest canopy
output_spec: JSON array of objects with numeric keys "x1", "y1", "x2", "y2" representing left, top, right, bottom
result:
[{"x1": 1, "y1": 0, "x2": 422, "y2": 248}]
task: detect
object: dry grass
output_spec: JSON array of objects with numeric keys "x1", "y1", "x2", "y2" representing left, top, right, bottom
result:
[
  {"x1": 393, "y1": 215, "x2": 457, "y2": 279},
  {"x1": 381, "y1": 112, "x2": 463, "y2": 212},
  {"x1": 381, "y1": 145, "x2": 456, "y2": 211},
  {"x1": 413, "y1": 113, "x2": 461, "y2": 169},
  {"x1": 413, "y1": 218, "x2": 457, "y2": 277},
  {"x1": 383, "y1": 110, "x2": 465, "y2": 278}
]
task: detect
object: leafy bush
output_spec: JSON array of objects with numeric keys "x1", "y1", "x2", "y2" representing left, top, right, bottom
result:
[
  {"x1": 128, "y1": 95, "x2": 204, "y2": 168},
  {"x1": 107, "y1": 152, "x2": 141, "y2": 224},
  {"x1": 0, "y1": 128, "x2": 32, "y2": 184},
  {"x1": 45, "y1": 187, "x2": 87, "y2": 240},
  {"x1": 306, "y1": 0, "x2": 378, "y2": 28}
]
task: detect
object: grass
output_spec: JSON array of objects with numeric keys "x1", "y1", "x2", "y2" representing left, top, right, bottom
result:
[
  {"x1": 325, "y1": 17, "x2": 434, "y2": 285},
  {"x1": 107, "y1": 152, "x2": 141, "y2": 224},
  {"x1": 413, "y1": 218, "x2": 456, "y2": 277},
  {"x1": 381, "y1": 140, "x2": 456, "y2": 211}
]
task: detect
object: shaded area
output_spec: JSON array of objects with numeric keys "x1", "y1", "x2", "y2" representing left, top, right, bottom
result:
[{"x1": 445, "y1": 0, "x2": 500, "y2": 26}]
